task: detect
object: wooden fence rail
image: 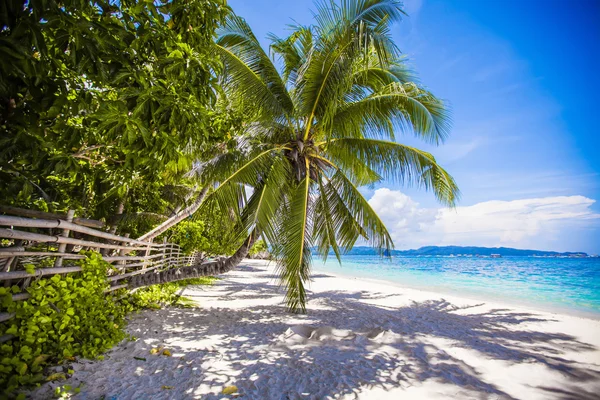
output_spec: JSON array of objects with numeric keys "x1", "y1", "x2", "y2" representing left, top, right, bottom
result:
[
  {"x1": 0, "y1": 205, "x2": 105, "y2": 229},
  {"x1": 0, "y1": 206, "x2": 222, "y2": 325}
]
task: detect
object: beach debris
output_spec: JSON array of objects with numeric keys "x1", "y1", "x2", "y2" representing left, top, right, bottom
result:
[
  {"x1": 290, "y1": 325, "x2": 314, "y2": 338},
  {"x1": 222, "y1": 385, "x2": 238, "y2": 395},
  {"x1": 133, "y1": 357, "x2": 147, "y2": 361},
  {"x1": 46, "y1": 372, "x2": 66, "y2": 382},
  {"x1": 162, "y1": 349, "x2": 172, "y2": 357},
  {"x1": 161, "y1": 385, "x2": 174, "y2": 390},
  {"x1": 280, "y1": 325, "x2": 357, "y2": 344},
  {"x1": 150, "y1": 346, "x2": 164, "y2": 355}
]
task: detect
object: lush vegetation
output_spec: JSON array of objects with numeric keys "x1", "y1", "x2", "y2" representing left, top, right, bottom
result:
[
  {"x1": 1, "y1": 4, "x2": 459, "y2": 394},
  {"x1": 128, "y1": 276, "x2": 217, "y2": 309},
  {"x1": 198, "y1": 0, "x2": 459, "y2": 311},
  {"x1": 0, "y1": 253, "x2": 215, "y2": 395},
  {"x1": 249, "y1": 240, "x2": 269, "y2": 258},
  {"x1": 0, "y1": 0, "x2": 236, "y2": 225},
  {"x1": 0, "y1": 254, "x2": 128, "y2": 393},
  {"x1": 159, "y1": 203, "x2": 245, "y2": 256}
]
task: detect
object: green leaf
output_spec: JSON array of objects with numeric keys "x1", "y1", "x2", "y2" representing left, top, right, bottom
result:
[{"x1": 6, "y1": 325, "x2": 18, "y2": 335}]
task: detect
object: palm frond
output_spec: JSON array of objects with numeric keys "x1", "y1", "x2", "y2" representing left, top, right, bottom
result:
[
  {"x1": 351, "y1": 53, "x2": 416, "y2": 94},
  {"x1": 200, "y1": 148, "x2": 282, "y2": 228},
  {"x1": 297, "y1": 37, "x2": 356, "y2": 138},
  {"x1": 268, "y1": 25, "x2": 314, "y2": 86},
  {"x1": 313, "y1": 0, "x2": 405, "y2": 61},
  {"x1": 245, "y1": 121, "x2": 296, "y2": 146},
  {"x1": 324, "y1": 138, "x2": 460, "y2": 206},
  {"x1": 275, "y1": 162, "x2": 312, "y2": 313},
  {"x1": 239, "y1": 155, "x2": 293, "y2": 244},
  {"x1": 191, "y1": 150, "x2": 245, "y2": 185},
  {"x1": 314, "y1": 154, "x2": 381, "y2": 186},
  {"x1": 298, "y1": 1, "x2": 407, "y2": 138},
  {"x1": 328, "y1": 168, "x2": 394, "y2": 252},
  {"x1": 312, "y1": 172, "x2": 342, "y2": 263},
  {"x1": 330, "y1": 82, "x2": 451, "y2": 143},
  {"x1": 216, "y1": 14, "x2": 294, "y2": 118}
]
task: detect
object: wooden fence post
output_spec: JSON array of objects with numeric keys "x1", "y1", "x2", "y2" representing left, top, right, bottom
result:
[
  {"x1": 162, "y1": 237, "x2": 168, "y2": 269},
  {"x1": 118, "y1": 233, "x2": 130, "y2": 269},
  {"x1": 102, "y1": 202, "x2": 124, "y2": 257},
  {"x1": 54, "y1": 210, "x2": 75, "y2": 268},
  {"x1": 1, "y1": 240, "x2": 23, "y2": 273},
  {"x1": 142, "y1": 241, "x2": 152, "y2": 271}
]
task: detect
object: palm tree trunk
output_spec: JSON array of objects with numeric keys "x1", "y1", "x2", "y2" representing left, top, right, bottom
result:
[
  {"x1": 137, "y1": 186, "x2": 209, "y2": 242},
  {"x1": 128, "y1": 230, "x2": 259, "y2": 289},
  {"x1": 219, "y1": 229, "x2": 259, "y2": 273},
  {"x1": 169, "y1": 186, "x2": 198, "y2": 217}
]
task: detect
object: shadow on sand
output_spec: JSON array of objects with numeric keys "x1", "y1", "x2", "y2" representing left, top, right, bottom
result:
[{"x1": 115, "y1": 271, "x2": 600, "y2": 400}]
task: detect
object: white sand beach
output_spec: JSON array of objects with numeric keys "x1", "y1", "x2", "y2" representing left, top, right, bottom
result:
[{"x1": 32, "y1": 259, "x2": 600, "y2": 399}]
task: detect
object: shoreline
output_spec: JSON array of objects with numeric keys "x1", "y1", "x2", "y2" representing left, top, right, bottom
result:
[
  {"x1": 309, "y1": 262, "x2": 600, "y2": 321},
  {"x1": 30, "y1": 259, "x2": 600, "y2": 399}
]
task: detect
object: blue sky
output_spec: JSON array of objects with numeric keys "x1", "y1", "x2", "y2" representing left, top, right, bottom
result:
[{"x1": 228, "y1": 0, "x2": 600, "y2": 253}]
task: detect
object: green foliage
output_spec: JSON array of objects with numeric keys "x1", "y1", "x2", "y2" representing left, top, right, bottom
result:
[
  {"x1": 53, "y1": 383, "x2": 82, "y2": 399},
  {"x1": 192, "y1": 201, "x2": 245, "y2": 256},
  {"x1": 0, "y1": 253, "x2": 216, "y2": 395},
  {"x1": 158, "y1": 200, "x2": 247, "y2": 256},
  {"x1": 199, "y1": 0, "x2": 460, "y2": 312},
  {"x1": 0, "y1": 253, "x2": 129, "y2": 395},
  {"x1": 0, "y1": 0, "x2": 233, "y2": 221},
  {"x1": 249, "y1": 239, "x2": 268, "y2": 257},
  {"x1": 163, "y1": 220, "x2": 209, "y2": 255},
  {"x1": 127, "y1": 277, "x2": 217, "y2": 310}
]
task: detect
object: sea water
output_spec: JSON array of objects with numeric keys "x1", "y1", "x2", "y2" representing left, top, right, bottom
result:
[{"x1": 312, "y1": 255, "x2": 600, "y2": 317}]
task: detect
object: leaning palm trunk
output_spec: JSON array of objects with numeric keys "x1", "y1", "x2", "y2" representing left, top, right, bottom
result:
[
  {"x1": 128, "y1": 231, "x2": 259, "y2": 290},
  {"x1": 129, "y1": 232, "x2": 258, "y2": 288},
  {"x1": 169, "y1": 186, "x2": 198, "y2": 217},
  {"x1": 219, "y1": 230, "x2": 259, "y2": 272},
  {"x1": 138, "y1": 187, "x2": 208, "y2": 242}
]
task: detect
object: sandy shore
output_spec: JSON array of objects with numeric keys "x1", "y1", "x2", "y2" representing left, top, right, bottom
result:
[{"x1": 31, "y1": 259, "x2": 600, "y2": 399}]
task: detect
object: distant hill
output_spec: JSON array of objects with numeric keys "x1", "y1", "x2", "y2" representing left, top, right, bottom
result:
[{"x1": 339, "y1": 246, "x2": 588, "y2": 257}]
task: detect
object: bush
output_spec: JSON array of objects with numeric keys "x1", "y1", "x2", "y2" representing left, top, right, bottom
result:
[
  {"x1": 0, "y1": 253, "x2": 130, "y2": 394},
  {"x1": 164, "y1": 220, "x2": 208, "y2": 255},
  {"x1": 127, "y1": 277, "x2": 217, "y2": 310},
  {"x1": 0, "y1": 254, "x2": 216, "y2": 396},
  {"x1": 249, "y1": 239, "x2": 269, "y2": 258}
]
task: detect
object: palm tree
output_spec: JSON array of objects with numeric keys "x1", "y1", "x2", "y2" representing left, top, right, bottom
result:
[{"x1": 199, "y1": 0, "x2": 460, "y2": 312}]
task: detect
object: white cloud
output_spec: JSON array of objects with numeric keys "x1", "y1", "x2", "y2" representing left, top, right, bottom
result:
[
  {"x1": 368, "y1": 188, "x2": 600, "y2": 251},
  {"x1": 367, "y1": 188, "x2": 436, "y2": 234}
]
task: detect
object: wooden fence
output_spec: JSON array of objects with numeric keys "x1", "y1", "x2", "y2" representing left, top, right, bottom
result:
[{"x1": 0, "y1": 206, "x2": 231, "y2": 328}]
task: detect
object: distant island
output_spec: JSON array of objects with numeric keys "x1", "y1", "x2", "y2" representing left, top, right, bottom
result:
[{"x1": 342, "y1": 246, "x2": 590, "y2": 258}]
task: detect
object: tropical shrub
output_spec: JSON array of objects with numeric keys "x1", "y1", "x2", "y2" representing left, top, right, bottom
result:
[
  {"x1": 161, "y1": 207, "x2": 242, "y2": 256},
  {"x1": 163, "y1": 220, "x2": 209, "y2": 255},
  {"x1": 0, "y1": 253, "x2": 216, "y2": 395},
  {"x1": 127, "y1": 277, "x2": 217, "y2": 310},
  {"x1": 0, "y1": 253, "x2": 130, "y2": 394},
  {"x1": 249, "y1": 240, "x2": 268, "y2": 257},
  {"x1": 0, "y1": 0, "x2": 233, "y2": 222}
]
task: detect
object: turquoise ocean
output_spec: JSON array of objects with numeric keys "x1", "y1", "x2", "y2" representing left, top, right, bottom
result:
[{"x1": 313, "y1": 255, "x2": 600, "y2": 317}]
